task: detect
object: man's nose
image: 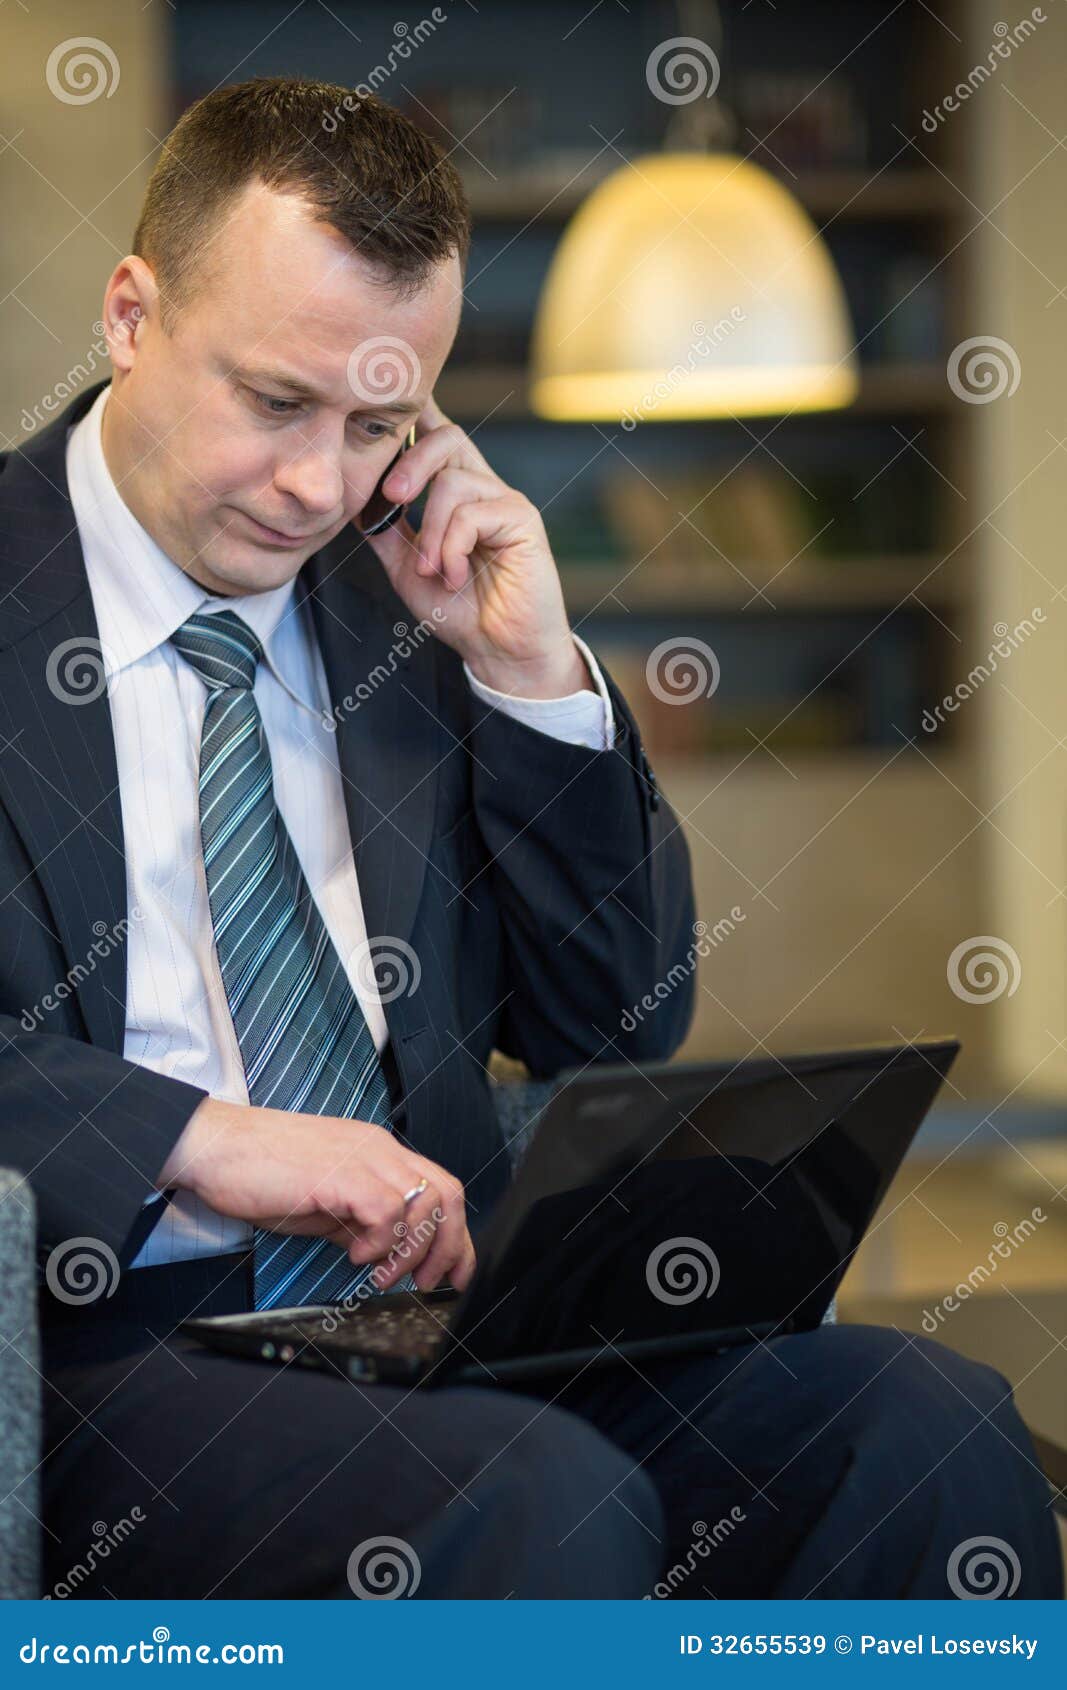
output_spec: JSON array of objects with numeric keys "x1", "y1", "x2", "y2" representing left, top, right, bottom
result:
[{"x1": 273, "y1": 442, "x2": 345, "y2": 516}]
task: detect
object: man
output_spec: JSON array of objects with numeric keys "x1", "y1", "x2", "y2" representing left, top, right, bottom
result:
[{"x1": 1, "y1": 77, "x2": 1060, "y2": 1600}]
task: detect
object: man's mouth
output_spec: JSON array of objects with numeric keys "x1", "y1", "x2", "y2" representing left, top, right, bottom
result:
[{"x1": 232, "y1": 509, "x2": 322, "y2": 548}]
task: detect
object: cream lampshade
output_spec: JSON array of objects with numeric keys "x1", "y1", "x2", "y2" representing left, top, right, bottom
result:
[{"x1": 529, "y1": 151, "x2": 859, "y2": 423}]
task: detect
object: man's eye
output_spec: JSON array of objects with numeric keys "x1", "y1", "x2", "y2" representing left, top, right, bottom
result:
[
  {"x1": 253, "y1": 391, "x2": 301, "y2": 417},
  {"x1": 358, "y1": 419, "x2": 398, "y2": 441}
]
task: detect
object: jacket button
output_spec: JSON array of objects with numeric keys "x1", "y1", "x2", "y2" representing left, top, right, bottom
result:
[{"x1": 640, "y1": 752, "x2": 660, "y2": 810}]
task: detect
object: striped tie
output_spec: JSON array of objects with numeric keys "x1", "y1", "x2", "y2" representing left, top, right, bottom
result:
[{"x1": 171, "y1": 608, "x2": 409, "y2": 1310}]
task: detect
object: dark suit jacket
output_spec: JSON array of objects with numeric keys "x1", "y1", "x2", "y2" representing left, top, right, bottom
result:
[{"x1": 0, "y1": 379, "x2": 696, "y2": 1297}]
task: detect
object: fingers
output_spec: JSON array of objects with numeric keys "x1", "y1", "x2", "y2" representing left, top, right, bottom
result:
[
  {"x1": 370, "y1": 1178, "x2": 443, "y2": 1290},
  {"x1": 327, "y1": 1159, "x2": 468, "y2": 1294},
  {"x1": 438, "y1": 494, "x2": 529, "y2": 593},
  {"x1": 339, "y1": 1177, "x2": 434, "y2": 1277},
  {"x1": 447, "y1": 1232, "x2": 477, "y2": 1293},
  {"x1": 384, "y1": 412, "x2": 496, "y2": 504},
  {"x1": 343, "y1": 1160, "x2": 470, "y2": 1293},
  {"x1": 409, "y1": 1167, "x2": 470, "y2": 1291},
  {"x1": 412, "y1": 465, "x2": 494, "y2": 582}
]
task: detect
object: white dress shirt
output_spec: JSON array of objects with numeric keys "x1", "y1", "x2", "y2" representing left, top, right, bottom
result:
[{"x1": 64, "y1": 383, "x2": 614, "y2": 1265}]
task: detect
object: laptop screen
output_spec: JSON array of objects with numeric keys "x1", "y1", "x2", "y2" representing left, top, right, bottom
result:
[{"x1": 446, "y1": 1042, "x2": 958, "y2": 1374}]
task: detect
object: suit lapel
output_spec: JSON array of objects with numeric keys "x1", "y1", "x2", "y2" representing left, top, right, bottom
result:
[
  {"x1": 298, "y1": 540, "x2": 439, "y2": 967},
  {"x1": 0, "y1": 381, "x2": 128, "y2": 1052}
]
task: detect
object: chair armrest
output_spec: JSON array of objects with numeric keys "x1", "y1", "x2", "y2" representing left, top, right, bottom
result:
[{"x1": 0, "y1": 1169, "x2": 41, "y2": 1597}]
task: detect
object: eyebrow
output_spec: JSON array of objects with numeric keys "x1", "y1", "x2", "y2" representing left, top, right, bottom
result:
[{"x1": 238, "y1": 365, "x2": 423, "y2": 415}]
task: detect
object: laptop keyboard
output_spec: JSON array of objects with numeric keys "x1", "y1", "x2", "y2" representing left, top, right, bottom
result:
[{"x1": 285, "y1": 1299, "x2": 457, "y2": 1361}]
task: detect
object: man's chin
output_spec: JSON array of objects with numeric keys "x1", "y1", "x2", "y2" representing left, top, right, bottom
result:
[{"x1": 184, "y1": 537, "x2": 311, "y2": 598}]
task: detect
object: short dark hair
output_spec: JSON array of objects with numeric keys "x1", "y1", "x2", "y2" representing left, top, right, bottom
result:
[{"x1": 133, "y1": 75, "x2": 470, "y2": 330}]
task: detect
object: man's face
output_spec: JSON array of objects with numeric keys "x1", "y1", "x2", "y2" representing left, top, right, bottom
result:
[{"x1": 103, "y1": 179, "x2": 463, "y2": 596}]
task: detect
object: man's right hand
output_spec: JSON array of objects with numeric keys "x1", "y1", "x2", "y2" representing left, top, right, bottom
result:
[{"x1": 157, "y1": 1098, "x2": 474, "y2": 1293}]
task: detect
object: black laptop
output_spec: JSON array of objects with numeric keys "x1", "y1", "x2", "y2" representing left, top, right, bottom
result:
[{"x1": 182, "y1": 1038, "x2": 959, "y2": 1389}]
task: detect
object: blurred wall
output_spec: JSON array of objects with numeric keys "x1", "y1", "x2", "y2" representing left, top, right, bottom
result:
[
  {"x1": 0, "y1": 3, "x2": 167, "y2": 441},
  {"x1": 973, "y1": 0, "x2": 1067, "y2": 1098}
]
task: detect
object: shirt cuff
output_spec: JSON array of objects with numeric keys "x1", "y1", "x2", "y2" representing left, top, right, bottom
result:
[{"x1": 463, "y1": 634, "x2": 616, "y2": 751}]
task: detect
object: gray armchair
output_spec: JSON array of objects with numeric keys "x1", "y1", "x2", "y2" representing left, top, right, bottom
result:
[
  {"x1": 0, "y1": 1170, "x2": 41, "y2": 1598},
  {"x1": 0, "y1": 1078, "x2": 832, "y2": 1600}
]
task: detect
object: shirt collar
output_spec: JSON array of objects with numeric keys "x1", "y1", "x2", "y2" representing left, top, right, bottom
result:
[{"x1": 64, "y1": 383, "x2": 322, "y2": 716}]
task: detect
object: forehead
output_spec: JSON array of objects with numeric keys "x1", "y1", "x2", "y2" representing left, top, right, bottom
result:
[{"x1": 197, "y1": 179, "x2": 462, "y2": 398}]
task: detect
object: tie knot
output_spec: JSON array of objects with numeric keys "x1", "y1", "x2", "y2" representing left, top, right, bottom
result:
[{"x1": 171, "y1": 609, "x2": 263, "y2": 693}]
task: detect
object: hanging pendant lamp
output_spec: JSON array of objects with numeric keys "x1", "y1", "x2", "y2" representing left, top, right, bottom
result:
[{"x1": 529, "y1": 7, "x2": 858, "y2": 422}]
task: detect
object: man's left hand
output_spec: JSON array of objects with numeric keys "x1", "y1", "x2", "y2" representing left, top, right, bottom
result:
[{"x1": 360, "y1": 394, "x2": 591, "y2": 699}]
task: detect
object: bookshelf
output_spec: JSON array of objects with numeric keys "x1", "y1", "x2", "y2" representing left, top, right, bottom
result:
[
  {"x1": 419, "y1": 0, "x2": 988, "y2": 1081},
  {"x1": 162, "y1": 0, "x2": 1002, "y2": 1089}
]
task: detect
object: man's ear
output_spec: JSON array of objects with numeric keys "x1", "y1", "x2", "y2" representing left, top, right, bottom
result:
[{"x1": 103, "y1": 257, "x2": 156, "y2": 371}]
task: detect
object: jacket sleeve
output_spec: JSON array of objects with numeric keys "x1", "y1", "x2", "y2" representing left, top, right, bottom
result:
[
  {"x1": 0, "y1": 1018, "x2": 207, "y2": 1266},
  {"x1": 467, "y1": 657, "x2": 697, "y2": 1074}
]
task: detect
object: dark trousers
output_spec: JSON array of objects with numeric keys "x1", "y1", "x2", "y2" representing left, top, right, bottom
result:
[{"x1": 39, "y1": 1253, "x2": 1063, "y2": 1600}]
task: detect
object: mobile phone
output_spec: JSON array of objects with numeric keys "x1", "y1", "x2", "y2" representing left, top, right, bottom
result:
[{"x1": 357, "y1": 424, "x2": 417, "y2": 536}]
